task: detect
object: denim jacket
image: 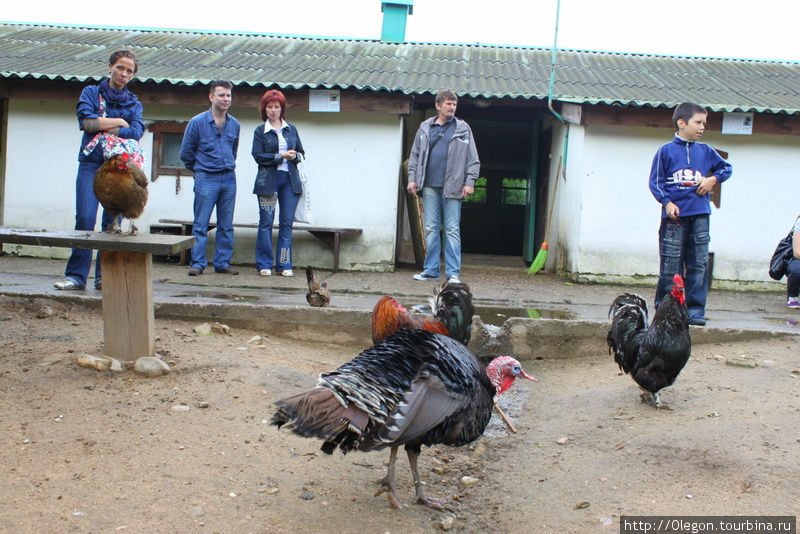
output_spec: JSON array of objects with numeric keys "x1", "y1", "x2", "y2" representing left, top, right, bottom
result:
[
  {"x1": 251, "y1": 122, "x2": 305, "y2": 196},
  {"x1": 76, "y1": 84, "x2": 144, "y2": 163}
]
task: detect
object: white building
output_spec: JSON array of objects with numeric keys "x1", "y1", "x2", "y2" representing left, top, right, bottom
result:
[{"x1": 1, "y1": 17, "x2": 799, "y2": 286}]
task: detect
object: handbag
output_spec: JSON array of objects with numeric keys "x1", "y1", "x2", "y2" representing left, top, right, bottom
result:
[
  {"x1": 293, "y1": 155, "x2": 312, "y2": 224},
  {"x1": 768, "y1": 229, "x2": 794, "y2": 280}
]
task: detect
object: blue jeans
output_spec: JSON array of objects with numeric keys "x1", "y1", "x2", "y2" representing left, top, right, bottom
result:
[
  {"x1": 421, "y1": 186, "x2": 462, "y2": 279},
  {"x1": 64, "y1": 161, "x2": 115, "y2": 287},
  {"x1": 191, "y1": 170, "x2": 236, "y2": 271},
  {"x1": 786, "y1": 257, "x2": 800, "y2": 298},
  {"x1": 655, "y1": 214, "x2": 710, "y2": 317},
  {"x1": 255, "y1": 171, "x2": 300, "y2": 272}
]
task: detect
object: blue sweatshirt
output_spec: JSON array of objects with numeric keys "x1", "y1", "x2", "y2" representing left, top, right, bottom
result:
[{"x1": 649, "y1": 135, "x2": 732, "y2": 219}]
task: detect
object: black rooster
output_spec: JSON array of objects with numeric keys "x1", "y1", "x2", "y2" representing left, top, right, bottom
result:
[
  {"x1": 607, "y1": 273, "x2": 691, "y2": 408},
  {"x1": 271, "y1": 328, "x2": 536, "y2": 509}
]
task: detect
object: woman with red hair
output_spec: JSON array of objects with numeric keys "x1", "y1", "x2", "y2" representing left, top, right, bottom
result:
[{"x1": 251, "y1": 90, "x2": 305, "y2": 276}]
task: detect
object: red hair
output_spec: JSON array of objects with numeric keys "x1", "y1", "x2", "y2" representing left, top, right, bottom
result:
[{"x1": 259, "y1": 90, "x2": 287, "y2": 122}]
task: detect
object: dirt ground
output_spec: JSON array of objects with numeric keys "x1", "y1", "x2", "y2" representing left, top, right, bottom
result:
[{"x1": 1, "y1": 295, "x2": 799, "y2": 534}]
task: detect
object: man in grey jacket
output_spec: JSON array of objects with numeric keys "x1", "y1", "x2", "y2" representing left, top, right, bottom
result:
[{"x1": 407, "y1": 89, "x2": 480, "y2": 283}]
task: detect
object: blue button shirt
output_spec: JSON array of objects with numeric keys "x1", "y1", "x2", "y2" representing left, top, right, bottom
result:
[{"x1": 180, "y1": 109, "x2": 240, "y2": 173}]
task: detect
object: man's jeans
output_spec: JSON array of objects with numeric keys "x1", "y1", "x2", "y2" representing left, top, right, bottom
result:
[
  {"x1": 421, "y1": 186, "x2": 462, "y2": 279},
  {"x1": 64, "y1": 161, "x2": 115, "y2": 287},
  {"x1": 655, "y1": 214, "x2": 709, "y2": 317},
  {"x1": 191, "y1": 170, "x2": 237, "y2": 271}
]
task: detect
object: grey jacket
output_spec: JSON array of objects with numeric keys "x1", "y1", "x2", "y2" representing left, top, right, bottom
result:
[{"x1": 408, "y1": 117, "x2": 480, "y2": 199}]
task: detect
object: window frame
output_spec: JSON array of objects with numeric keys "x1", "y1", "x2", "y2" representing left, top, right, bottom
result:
[{"x1": 148, "y1": 121, "x2": 192, "y2": 180}]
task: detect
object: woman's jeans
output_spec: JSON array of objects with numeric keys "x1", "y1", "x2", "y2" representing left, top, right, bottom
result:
[
  {"x1": 655, "y1": 214, "x2": 710, "y2": 317},
  {"x1": 255, "y1": 171, "x2": 300, "y2": 272},
  {"x1": 786, "y1": 257, "x2": 800, "y2": 298},
  {"x1": 421, "y1": 186, "x2": 462, "y2": 279},
  {"x1": 64, "y1": 161, "x2": 115, "y2": 287}
]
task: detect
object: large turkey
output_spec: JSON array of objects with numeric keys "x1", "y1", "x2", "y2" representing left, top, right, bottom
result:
[
  {"x1": 271, "y1": 328, "x2": 536, "y2": 509},
  {"x1": 607, "y1": 273, "x2": 691, "y2": 408}
]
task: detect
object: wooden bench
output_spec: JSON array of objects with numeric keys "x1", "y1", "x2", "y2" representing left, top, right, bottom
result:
[
  {"x1": 0, "y1": 227, "x2": 194, "y2": 362},
  {"x1": 157, "y1": 219, "x2": 362, "y2": 273}
]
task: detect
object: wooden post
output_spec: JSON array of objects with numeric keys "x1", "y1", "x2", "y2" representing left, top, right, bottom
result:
[{"x1": 100, "y1": 250, "x2": 155, "y2": 360}]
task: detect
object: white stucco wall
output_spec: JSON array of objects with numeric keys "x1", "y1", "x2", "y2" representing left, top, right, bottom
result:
[
  {"x1": 560, "y1": 122, "x2": 800, "y2": 286},
  {"x1": 3, "y1": 99, "x2": 403, "y2": 271}
]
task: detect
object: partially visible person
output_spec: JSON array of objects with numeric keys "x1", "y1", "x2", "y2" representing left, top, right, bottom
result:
[
  {"x1": 649, "y1": 101, "x2": 732, "y2": 326},
  {"x1": 251, "y1": 89, "x2": 305, "y2": 277},
  {"x1": 786, "y1": 214, "x2": 800, "y2": 309},
  {"x1": 407, "y1": 89, "x2": 480, "y2": 284},
  {"x1": 180, "y1": 80, "x2": 241, "y2": 276},
  {"x1": 55, "y1": 50, "x2": 144, "y2": 291}
]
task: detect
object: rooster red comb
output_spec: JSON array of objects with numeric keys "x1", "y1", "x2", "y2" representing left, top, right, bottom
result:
[
  {"x1": 670, "y1": 274, "x2": 686, "y2": 304},
  {"x1": 485, "y1": 356, "x2": 537, "y2": 397}
]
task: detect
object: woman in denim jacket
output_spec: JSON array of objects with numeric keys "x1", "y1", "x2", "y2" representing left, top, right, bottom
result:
[
  {"x1": 55, "y1": 50, "x2": 144, "y2": 291},
  {"x1": 251, "y1": 90, "x2": 305, "y2": 277}
]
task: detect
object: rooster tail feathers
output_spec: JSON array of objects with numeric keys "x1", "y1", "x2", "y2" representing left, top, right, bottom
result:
[
  {"x1": 306, "y1": 266, "x2": 315, "y2": 284},
  {"x1": 432, "y1": 282, "x2": 475, "y2": 345},
  {"x1": 607, "y1": 293, "x2": 649, "y2": 372}
]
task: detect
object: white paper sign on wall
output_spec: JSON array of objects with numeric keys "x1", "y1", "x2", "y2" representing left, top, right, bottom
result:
[
  {"x1": 309, "y1": 90, "x2": 341, "y2": 112},
  {"x1": 722, "y1": 112, "x2": 753, "y2": 135}
]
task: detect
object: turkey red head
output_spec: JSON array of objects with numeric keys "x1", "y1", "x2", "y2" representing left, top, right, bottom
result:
[
  {"x1": 670, "y1": 273, "x2": 686, "y2": 305},
  {"x1": 114, "y1": 152, "x2": 131, "y2": 170},
  {"x1": 485, "y1": 356, "x2": 537, "y2": 397}
]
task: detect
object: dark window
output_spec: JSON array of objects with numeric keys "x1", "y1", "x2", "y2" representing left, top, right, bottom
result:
[{"x1": 149, "y1": 121, "x2": 191, "y2": 180}]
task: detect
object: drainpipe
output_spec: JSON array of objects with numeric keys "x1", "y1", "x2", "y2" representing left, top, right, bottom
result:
[{"x1": 548, "y1": 0, "x2": 569, "y2": 175}]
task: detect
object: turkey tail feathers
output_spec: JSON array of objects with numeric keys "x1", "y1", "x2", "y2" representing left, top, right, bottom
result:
[
  {"x1": 432, "y1": 282, "x2": 475, "y2": 345},
  {"x1": 272, "y1": 387, "x2": 369, "y2": 452}
]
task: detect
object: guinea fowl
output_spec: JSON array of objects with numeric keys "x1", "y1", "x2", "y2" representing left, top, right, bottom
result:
[
  {"x1": 371, "y1": 282, "x2": 474, "y2": 345},
  {"x1": 305, "y1": 266, "x2": 330, "y2": 307},
  {"x1": 93, "y1": 152, "x2": 149, "y2": 234},
  {"x1": 271, "y1": 328, "x2": 536, "y2": 509},
  {"x1": 607, "y1": 273, "x2": 691, "y2": 408}
]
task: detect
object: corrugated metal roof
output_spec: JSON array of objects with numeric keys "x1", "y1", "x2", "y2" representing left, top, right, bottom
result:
[{"x1": 1, "y1": 22, "x2": 799, "y2": 114}]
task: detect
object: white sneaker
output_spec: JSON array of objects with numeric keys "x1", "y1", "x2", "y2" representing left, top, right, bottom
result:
[
  {"x1": 788, "y1": 296, "x2": 800, "y2": 309},
  {"x1": 280, "y1": 269, "x2": 294, "y2": 277},
  {"x1": 447, "y1": 275, "x2": 461, "y2": 284},
  {"x1": 259, "y1": 269, "x2": 272, "y2": 276},
  {"x1": 412, "y1": 272, "x2": 439, "y2": 281}
]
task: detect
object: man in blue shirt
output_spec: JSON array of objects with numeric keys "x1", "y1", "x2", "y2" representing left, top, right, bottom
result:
[{"x1": 181, "y1": 80, "x2": 241, "y2": 275}]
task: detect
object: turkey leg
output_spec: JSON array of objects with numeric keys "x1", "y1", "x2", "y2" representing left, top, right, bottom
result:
[
  {"x1": 407, "y1": 448, "x2": 445, "y2": 509},
  {"x1": 374, "y1": 445, "x2": 402, "y2": 509}
]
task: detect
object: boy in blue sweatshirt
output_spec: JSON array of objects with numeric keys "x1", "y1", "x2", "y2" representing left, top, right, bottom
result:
[{"x1": 649, "y1": 102, "x2": 733, "y2": 326}]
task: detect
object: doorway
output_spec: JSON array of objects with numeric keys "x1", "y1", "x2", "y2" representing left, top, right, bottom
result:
[{"x1": 460, "y1": 116, "x2": 540, "y2": 256}]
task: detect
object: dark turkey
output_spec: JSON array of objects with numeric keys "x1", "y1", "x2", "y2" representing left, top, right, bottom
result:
[{"x1": 272, "y1": 328, "x2": 536, "y2": 509}]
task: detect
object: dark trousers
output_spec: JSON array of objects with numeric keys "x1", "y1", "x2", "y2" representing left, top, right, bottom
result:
[
  {"x1": 655, "y1": 214, "x2": 710, "y2": 317},
  {"x1": 787, "y1": 257, "x2": 800, "y2": 298}
]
